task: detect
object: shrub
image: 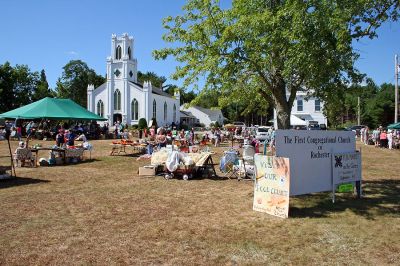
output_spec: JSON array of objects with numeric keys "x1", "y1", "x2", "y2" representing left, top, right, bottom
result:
[{"x1": 138, "y1": 118, "x2": 148, "y2": 130}]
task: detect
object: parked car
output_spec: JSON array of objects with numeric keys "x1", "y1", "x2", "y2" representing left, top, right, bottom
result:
[
  {"x1": 255, "y1": 126, "x2": 271, "y2": 141},
  {"x1": 233, "y1": 121, "x2": 246, "y2": 128},
  {"x1": 308, "y1": 124, "x2": 321, "y2": 130},
  {"x1": 320, "y1": 124, "x2": 327, "y2": 130}
]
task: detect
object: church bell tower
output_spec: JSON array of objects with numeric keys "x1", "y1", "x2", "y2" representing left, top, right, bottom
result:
[{"x1": 108, "y1": 33, "x2": 138, "y2": 83}]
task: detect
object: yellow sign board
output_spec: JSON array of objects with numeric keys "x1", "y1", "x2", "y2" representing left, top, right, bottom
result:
[{"x1": 253, "y1": 155, "x2": 290, "y2": 218}]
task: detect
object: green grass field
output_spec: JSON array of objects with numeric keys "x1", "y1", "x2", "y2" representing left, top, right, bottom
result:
[{"x1": 0, "y1": 139, "x2": 399, "y2": 265}]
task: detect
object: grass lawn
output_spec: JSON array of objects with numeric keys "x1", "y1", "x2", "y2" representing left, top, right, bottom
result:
[{"x1": 0, "y1": 139, "x2": 399, "y2": 265}]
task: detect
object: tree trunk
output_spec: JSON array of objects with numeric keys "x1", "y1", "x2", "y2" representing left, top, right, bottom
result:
[
  {"x1": 275, "y1": 100, "x2": 291, "y2": 129},
  {"x1": 272, "y1": 79, "x2": 293, "y2": 129}
]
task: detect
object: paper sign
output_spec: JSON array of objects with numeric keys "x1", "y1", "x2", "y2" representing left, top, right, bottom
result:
[
  {"x1": 253, "y1": 154, "x2": 290, "y2": 218},
  {"x1": 332, "y1": 152, "x2": 361, "y2": 186}
]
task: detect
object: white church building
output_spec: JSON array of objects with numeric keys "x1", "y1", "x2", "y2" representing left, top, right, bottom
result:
[{"x1": 87, "y1": 33, "x2": 180, "y2": 126}]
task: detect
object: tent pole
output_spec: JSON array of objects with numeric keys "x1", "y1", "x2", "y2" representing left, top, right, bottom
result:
[{"x1": 6, "y1": 133, "x2": 16, "y2": 178}]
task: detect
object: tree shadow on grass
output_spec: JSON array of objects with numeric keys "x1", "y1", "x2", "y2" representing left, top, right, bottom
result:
[
  {"x1": 290, "y1": 179, "x2": 400, "y2": 219},
  {"x1": 0, "y1": 176, "x2": 50, "y2": 189}
]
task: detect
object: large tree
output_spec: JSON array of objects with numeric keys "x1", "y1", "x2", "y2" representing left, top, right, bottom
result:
[
  {"x1": 32, "y1": 69, "x2": 54, "y2": 101},
  {"x1": 0, "y1": 62, "x2": 39, "y2": 113},
  {"x1": 154, "y1": 0, "x2": 399, "y2": 128},
  {"x1": 137, "y1": 71, "x2": 167, "y2": 88},
  {"x1": 56, "y1": 60, "x2": 105, "y2": 107}
]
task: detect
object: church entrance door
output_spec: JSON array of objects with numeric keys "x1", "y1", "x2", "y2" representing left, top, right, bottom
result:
[{"x1": 113, "y1": 113, "x2": 122, "y2": 124}]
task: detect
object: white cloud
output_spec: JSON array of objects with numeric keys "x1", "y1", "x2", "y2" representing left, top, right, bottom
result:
[{"x1": 67, "y1": 51, "x2": 78, "y2": 56}]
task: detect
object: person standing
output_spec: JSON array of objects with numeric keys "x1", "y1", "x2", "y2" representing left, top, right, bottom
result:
[
  {"x1": 360, "y1": 127, "x2": 365, "y2": 143},
  {"x1": 363, "y1": 126, "x2": 369, "y2": 145},
  {"x1": 373, "y1": 128, "x2": 380, "y2": 147},
  {"x1": 56, "y1": 129, "x2": 65, "y2": 147},
  {"x1": 380, "y1": 130, "x2": 387, "y2": 148},
  {"x1": 387, "y1": 129, "x2": 393, "y2": 150}
]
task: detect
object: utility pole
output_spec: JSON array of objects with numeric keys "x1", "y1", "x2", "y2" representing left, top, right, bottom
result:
[
  {"x1": 395, "y1": 54, "x2": 399, "y2": 123},
  {"x1": 357, "y1": 96, "x2": 361, "y2": 125}
]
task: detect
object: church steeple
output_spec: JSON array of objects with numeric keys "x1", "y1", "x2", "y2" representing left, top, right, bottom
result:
[{"x1": 109, "y1": 33, "x2": 137, "y2": 82}]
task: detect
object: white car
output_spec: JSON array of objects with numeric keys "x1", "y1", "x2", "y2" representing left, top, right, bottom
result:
[
  {"x1": 256, "y1": 126, "x2": 271, "y2": 141},
  {"x1": 233, "y1": 122, "x2": 246, "y2": 128}
]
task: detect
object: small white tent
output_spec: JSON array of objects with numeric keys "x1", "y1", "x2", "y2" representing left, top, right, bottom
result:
[{"x1": 290, "y1": 115, "x2": 307, "y2": 126}]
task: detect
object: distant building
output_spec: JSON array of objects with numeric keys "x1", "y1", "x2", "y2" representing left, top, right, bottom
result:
[
  {"x1": 180, "y1": 110, "x2": 198, "y2": 127},
  {"x1": 180, "y1": 106, "x2": 224, "y2": 127},
  {"x1": 273, "y1": 90, "x2": 327, "y2": 128},
  {"x1": 87, "y1": 33, "x2": 180, "y2": 126}
]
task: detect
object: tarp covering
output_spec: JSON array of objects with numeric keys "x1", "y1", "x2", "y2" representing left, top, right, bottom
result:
[
  {"x1": 387, "y1": 122, "x2": 400, "y2": 129},
  {"x1": 0, "y1": 97, "x2": 106, "y2": 121},
  {"x1": 290, "y1": 115, "x2": 307, "y2": 126}
]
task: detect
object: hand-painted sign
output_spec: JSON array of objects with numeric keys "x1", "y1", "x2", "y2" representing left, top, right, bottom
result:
[{"x1": 253, "y1": 154, "x2": 290, "y2": 218}]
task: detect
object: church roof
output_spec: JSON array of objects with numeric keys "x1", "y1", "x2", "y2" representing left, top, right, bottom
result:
[
  {"x1": 180, "y1": 110, "x2": 196, "y2": 118},
  {"x1": 191, "y1": 106, "x2": 223, "y2": 117},
  {"x1": 130, "y1": 81, "x2": 173, "y2": 98}
]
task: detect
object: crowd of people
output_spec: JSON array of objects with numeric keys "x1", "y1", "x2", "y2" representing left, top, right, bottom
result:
[
  {"x1": 360, "y1": 126, "x2": 400, "y2": 149},
  {"x1": 2, "y1": 120, "x2": 109, "y2": 141}
]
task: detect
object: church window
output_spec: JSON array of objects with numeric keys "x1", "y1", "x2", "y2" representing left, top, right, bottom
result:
[
  {"x1": 115, "y1": 45, "x2": 122, "y2": 60},
  {"x1": 128, "y1": 47, "x2": 131, "y2": 60},
  {"x1": 131, "y1": 99, "x2": 139, "y2": 120},
  {"x1": 129, "y1": 70, "x2": 133, "y2": 78},
  {"x1": 173, "y1": 104, "x2": 176, "y2": 122},
  {"x1": 152, "y1": 99, "x2": 157, "y2": 119},
  {"x1": 114, "y1": 89, "x2": 121, "y2": 111},
  {"x1": 114, "y1": 69, "x2": 121, "y2": 77},
  {"x1": 97, "y1": 100, "x2": 104, "y2": 117},
  {"x1": 164, "y1": 102, "x2": 167, "y2": 121}
]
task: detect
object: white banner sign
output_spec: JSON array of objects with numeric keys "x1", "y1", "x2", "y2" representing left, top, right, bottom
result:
[
  {"x1": 275, "y1": 130, "x2": 356, "y2": 196},
  {"x1": 332, "y1": 152, "x2": 361, "y2": 185}
]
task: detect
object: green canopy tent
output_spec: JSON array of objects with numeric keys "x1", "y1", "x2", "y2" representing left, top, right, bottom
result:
[
  {"x1": 387, "y1": 122, "x2": 400, "y2": 130},
  {"x1": 0, "y1": 97, "x2": 106, "y2": 121}
]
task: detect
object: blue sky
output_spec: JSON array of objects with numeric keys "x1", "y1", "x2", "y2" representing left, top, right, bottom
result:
[{"x1": 0, "y1": 0, "x2": 399, "y2": 89}]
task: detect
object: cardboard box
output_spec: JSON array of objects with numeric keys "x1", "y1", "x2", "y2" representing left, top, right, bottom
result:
[{"x1": 138, "y1": 165, "x2": 156, "y2": 176}]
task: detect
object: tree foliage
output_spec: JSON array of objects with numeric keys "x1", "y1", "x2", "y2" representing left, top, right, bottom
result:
[
  {"x1": 56, "y1": 60, "x2": 105, "y2": 107},
  {"x1": 0, "y1": 62, "x2": 44, "y2": 113},
  {"x1": 32, "y1": 69, "x2": 54, "y2": 101},
  {"x1": 154, "y1": 0, "x2": 400, "y2": 128},
  {"x1": 137, "y1": 71, "x2": 167, "y2": 88},
  {"x1": 324, "y1": 81, "x2": 396, "y2": 128}
]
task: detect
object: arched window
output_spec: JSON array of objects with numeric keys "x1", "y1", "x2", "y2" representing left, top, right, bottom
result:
[
  {"x1": 97, "y1": 100, "x2": 104, "y2": 117},
  {"x1": 115, "y1": 45, "x2": 122, "y2": 60},
  {"x1": 114, "y1": 89, "x2": 121, "y2": 111},
  {"x1": 173, "y1": 104, "x2": 176, "y2": 122},
  {"x1": 131, "y1": 98, "x2": 139, "y2": 120},
  {"x1": 164, "y1": 102, "x2": 168, "y2": 121},
  {"x1": 128, "y1": 47, "x2": 131, "y2": 60},
  {"x1": 152, "y1": 99, "x2": 157, "y2": 119}
]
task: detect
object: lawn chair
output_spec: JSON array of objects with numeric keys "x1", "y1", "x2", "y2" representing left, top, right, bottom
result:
[
  {"x1": 220, "y1": 150, "x2": 241, "y2": 179},
  {"x1": 241, "y1": 145, "x2": 255, "y2": 180},
  {"x1": 14, "y1": 147, "x2": 35, "y2": 167}
]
